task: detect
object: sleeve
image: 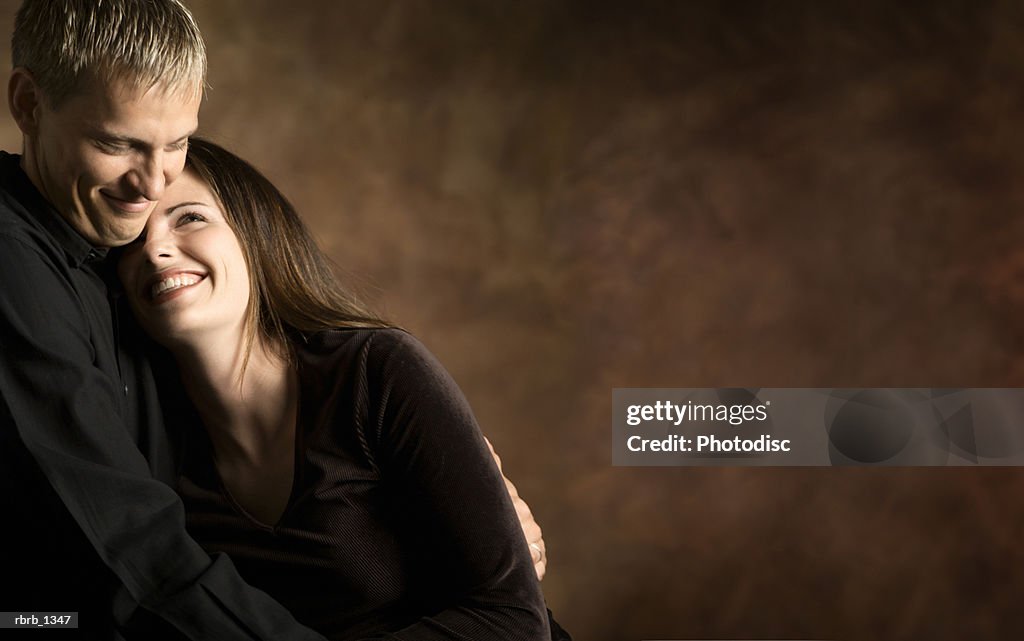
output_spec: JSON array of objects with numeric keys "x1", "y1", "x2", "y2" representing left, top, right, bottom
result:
[
  {"x1": 0, "y1": 235, "x2": 327, "y2": 641},
  {"x1": 366, "y1": 330, "x2": 550, "y2": 641}
]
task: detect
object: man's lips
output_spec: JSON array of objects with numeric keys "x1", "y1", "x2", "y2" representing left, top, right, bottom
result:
[
  {"x1": 101, "y1": 191, "x2": 153, "y2": 214},
  {"x1": 144, "y1": 270, "x2": 208, "y2": 302}
]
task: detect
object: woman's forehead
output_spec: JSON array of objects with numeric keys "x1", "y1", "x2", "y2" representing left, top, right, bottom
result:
[{"x1": 160, "y1": 168, "x2": 217, "y2": 210}]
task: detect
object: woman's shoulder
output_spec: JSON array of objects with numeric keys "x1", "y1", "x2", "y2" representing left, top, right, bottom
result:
[
  {"x1": 300, "y1": 326, "x2": 426, "y2": 361},
  {"x1": 296, "y1": 327, "x2": 466, "y2": 457},
  {"x1": 298, "y1": 327, "x2": 444, "y2": 386}
]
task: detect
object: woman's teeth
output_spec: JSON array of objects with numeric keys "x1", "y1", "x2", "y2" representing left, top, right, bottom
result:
[{"x1": 152, "y1": 275, "x2": 201, "y2": 298}]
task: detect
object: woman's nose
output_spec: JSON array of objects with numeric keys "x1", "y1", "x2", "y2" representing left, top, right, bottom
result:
[{"x1": 141, "y1": 228, "x2": 175, "y2": 261}]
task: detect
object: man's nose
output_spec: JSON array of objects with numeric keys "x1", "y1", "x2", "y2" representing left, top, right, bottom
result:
[{"x1": 128, "y1": 152, "x2": 168, "y2": 201}]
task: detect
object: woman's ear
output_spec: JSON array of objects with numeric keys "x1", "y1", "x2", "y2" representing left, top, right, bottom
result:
[{"x1": 8, "y1": 67, "x2": 43, "y2": 137}]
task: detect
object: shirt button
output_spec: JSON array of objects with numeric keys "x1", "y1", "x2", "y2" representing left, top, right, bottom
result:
[{"x1": 124, "y1": 385, "x2": 128, "y2": 396}]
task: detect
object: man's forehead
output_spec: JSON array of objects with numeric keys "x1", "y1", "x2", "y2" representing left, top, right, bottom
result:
[
  {"x1": 59, "y1": 76, "x2": 201, "y2": 136},
  {"x1": 59, "y1": 73, "x2": 202, "y2": 114}
]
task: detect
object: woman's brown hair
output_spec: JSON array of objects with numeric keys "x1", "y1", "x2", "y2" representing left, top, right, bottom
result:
[{"x1": 184, "y1": 137, "x2": 388, "y2": 367}]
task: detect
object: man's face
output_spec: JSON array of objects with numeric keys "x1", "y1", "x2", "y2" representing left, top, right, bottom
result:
[{"x1": 26, "y1": 79, "x2": 201, "y2": 248}]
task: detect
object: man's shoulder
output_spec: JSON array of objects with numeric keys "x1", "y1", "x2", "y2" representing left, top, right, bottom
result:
[
  {"x1": 0, "y1": 170, "x2": 65, "y2": 265},
  {"x1": 0, "y1": 178, "x2": 39, "y2": 233},
  {"x1": 0, "y1": 199, "x2": 59, "y2": 263},
  {"x1": 0, "y1": 202, "x2": 72, "y2": 294}
]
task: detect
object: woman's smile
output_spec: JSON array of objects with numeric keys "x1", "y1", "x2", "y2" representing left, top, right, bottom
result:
[{"x1": 147, "y1": 270, "x2": 208, "y2": 302}]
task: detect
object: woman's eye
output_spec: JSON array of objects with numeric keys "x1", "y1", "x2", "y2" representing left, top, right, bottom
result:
[{"x1": 177, "y1": 212, "x2": 206, "y2": 226}]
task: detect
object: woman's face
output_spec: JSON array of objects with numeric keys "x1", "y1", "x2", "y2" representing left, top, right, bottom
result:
[{"x1": 118, "y1": 168, "x2": 251, "y2": 347}]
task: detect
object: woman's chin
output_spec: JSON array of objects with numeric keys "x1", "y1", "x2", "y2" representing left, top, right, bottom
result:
[{"x1": 140, "y1": 316, "x2": 201, "y2": 349}]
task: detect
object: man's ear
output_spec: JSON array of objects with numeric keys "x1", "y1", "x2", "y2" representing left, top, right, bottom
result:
[{"x1": 9, "y1": 68, "x2": 43, "y2": 137}]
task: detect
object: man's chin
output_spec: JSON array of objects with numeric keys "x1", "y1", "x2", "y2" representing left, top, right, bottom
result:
[
  {"x1": 84, "y1": 222, "x2": 147, "y2": 248},
  {"x1": 108, "y1": 228, "x2": 147, "y2": 247},
  {"x1": 88, "y1": 207, "x2": 151, "y2": 247}
]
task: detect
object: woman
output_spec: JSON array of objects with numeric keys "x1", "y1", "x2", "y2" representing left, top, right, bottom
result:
[{"x1": 117, "y1": 138, "x2": 567, "y2": 640}]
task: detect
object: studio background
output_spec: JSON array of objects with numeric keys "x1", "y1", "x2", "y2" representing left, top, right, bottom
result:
[{"x1": 3, "y1": 1, "x2": 1024, "y2": 639}]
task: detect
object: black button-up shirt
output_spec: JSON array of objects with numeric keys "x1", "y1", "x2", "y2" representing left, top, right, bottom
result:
[{"x1": 0, "y1": 151, "x2": 326, "y2": 640}]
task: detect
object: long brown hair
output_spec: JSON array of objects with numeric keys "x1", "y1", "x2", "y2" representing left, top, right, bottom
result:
[{"x1": 183, "y1": 137, "x2": 388, "y2": 368}]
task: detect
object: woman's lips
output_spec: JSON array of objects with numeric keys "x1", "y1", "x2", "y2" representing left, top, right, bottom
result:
[{"x1": 147, "y1": 272, "x2": 207, "y2": 303}]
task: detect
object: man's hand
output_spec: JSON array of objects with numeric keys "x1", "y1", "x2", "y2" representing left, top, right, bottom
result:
[{"x1": 486, "y1": 438, "x2": 546, "y2": 581}]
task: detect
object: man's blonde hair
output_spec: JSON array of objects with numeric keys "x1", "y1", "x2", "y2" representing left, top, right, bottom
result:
[{"x1": 12, "y1": 0, "x2": 207, "y2": 107}]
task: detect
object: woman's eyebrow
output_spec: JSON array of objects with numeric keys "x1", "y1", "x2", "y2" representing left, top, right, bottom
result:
[{"x1": 166, "y1": 201, "x2": 209, "y2": 213}]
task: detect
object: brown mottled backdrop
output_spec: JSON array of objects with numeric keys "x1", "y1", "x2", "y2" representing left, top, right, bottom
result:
[{"x1": 4, "y1": 1, "x2": 1024, "y2": 639}]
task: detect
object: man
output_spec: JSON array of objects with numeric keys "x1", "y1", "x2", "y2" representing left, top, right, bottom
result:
[
  {"x1": 0, "y1": 2, "x2": 333, "y2": 637},
  {"x1": 0, "y1": 1, "x2": 545, "y2": 639}
]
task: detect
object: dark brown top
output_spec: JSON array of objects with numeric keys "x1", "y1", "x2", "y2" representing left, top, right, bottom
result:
[{"x1": 175, "y1": 328, "x2": 549, "y2": 640}]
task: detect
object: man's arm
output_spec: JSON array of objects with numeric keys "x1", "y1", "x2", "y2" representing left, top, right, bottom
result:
[{"x1": 0, "y1": 235, "x2": 326, "y2": 641}]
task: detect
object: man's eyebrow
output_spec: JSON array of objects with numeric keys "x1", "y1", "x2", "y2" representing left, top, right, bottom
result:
[
  {"x1": 91, "y1": 130, "x2": 195, "y2": 147},
  {"x1": 91, "y1": 132, "x2": 137, "y2": 144},
  {"x1": 175, "y1": 128, "x2": 197, "y2": 145},
  {"x1": 166, "y1": 201, "x2": 209, "y2": 213}
]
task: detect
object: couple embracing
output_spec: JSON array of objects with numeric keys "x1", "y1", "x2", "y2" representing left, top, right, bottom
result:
[{"x1": 0, "y1": 1, "x2": 568, "y2": 639}]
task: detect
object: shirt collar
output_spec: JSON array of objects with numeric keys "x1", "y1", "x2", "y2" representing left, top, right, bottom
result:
[{"x1": 0, "y1": 151, "x2": 109, "y2": 267}]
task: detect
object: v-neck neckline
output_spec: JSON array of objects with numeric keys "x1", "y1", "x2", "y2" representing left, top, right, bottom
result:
[{"x1": 204, "y1": 370, "x2": 305, "y2": 533}]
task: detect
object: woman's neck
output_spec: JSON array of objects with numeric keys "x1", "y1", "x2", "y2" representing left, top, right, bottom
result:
[{"x1": 167, "y1": 327, "x2": 297, "y2": 466}]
